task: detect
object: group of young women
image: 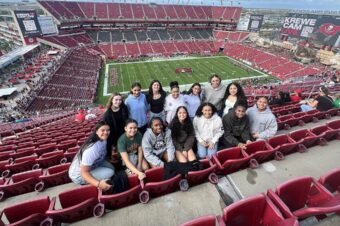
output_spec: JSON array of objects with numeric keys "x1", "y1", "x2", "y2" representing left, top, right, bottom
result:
[{"x1": 68, "y1": 75, "x2": 279, "y2": 189}]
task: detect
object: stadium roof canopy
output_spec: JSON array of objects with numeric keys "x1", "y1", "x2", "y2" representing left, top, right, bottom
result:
[
  {"x1": 0, "y1": 87, "x2": 17, "y2": 98},
  {"x1": 0, "y1": 44, "x2": 39, "y2": 70}
]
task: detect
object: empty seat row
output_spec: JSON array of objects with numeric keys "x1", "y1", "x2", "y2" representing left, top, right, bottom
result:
[
  {"x1": 277, "y1": 108, "x2": 340, "y2": 130},
  {"x1": 212, "y1": 120, "x2": 340, "y2": 173},
  {"x1": 180, "y1": 167, "x2": 340, "y2": 226},
  {"x1": 0, "y1": 159, "x2": 218, "y2": 225}
]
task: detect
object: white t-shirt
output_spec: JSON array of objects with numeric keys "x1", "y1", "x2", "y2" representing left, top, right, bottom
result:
[
  {"x1": 69, "y1": 140, "x2": 107, "y2": 181},
  {"x1": 223, "y1": 99, "x2": 236, "y2": 116}
]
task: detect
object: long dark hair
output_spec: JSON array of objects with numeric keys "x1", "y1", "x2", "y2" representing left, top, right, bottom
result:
[
  {"x1": 78, "y1": 121, "x2": 110, "y2": 160},
  {"x1": 195, "y1": 102, "x2": 217, "y2": 117},
  {"x1": 187, "y1": 83, "x2": 201, "y2": 96},
  {"x1": 221, "y1": 82, "x2": 246, "y2": 110},
  {"x1": 170, "y1": 106, "x2": 194, "y2": 140},
  {"x1": 147, "y1": 80, "x2": 166, "y2": 102},
  {"x1": 223, "y1": 82, "x2": 246, "y2": 100}
]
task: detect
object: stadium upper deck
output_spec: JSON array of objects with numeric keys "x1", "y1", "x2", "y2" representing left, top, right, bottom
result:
[{"x1": 37, "y1": 0, "x2": 242, "y2": 24}]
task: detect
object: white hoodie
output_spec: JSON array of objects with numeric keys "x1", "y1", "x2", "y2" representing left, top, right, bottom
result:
[
  {"x1": 193, "y1": 113, "x2": 223, "y2": 144},
  {"x1": 164, "y1": 94, "x2": 186, "y2": 124}
]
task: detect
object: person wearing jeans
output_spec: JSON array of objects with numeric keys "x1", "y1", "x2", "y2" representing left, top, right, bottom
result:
[
  {"x1": 69, "y1": 121, "x2": 114, "y2": 191},
  {"x1": 193, "y1": 102, "x2": 223, "y2": 159}
]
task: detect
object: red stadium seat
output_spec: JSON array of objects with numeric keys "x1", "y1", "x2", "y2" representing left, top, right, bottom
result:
[
  {"x1": 94, "y1": 174, "x2": 142, "y2": 217},
  {"x1": 305, "y1": 109, "x2": 325, "y2": 122},
  {"x1": 35, "y1": 163, "x2": 71, "y2": 192},
  {"x1": 10, "y1": 146, "x2": 35, "y2": 159},
  {"x1": 211, "y1": 147, "x2": 249, "y2": 175},
  {"x1": 16, "y1": 141, "x2": 35, "y2": 149},
  {"x1": 288, "y1": 129, "x2": 318, "y2": 149},
  {"x1": 325, "y1": 108, "x2": 340, "y2": 118},
  {"x1": 0, "y1": 169, "x2": 43, "y2": 201},
  {"x1": 292, "y1": 112, "x2": 312, "y2": 126},
  {"x1": 268, "y1": 134, "x2": 300, "y2": 159},
  {"x1": 318, "y1": 168, "x2": 340, "y2": 195},
  {"x1": 33, "y1": 150, "x2": 67, "y2": 169},
  {"x1": 0, "y1": 151, "x2": 14, "y2": 161},
  {"x1": 277, "y1": 115, "x2": 298, "y2": 130},
  {"x1": 222, "y1": 193, "x2": 299, "y2": 226},
  {"x1": 310, "y1": 125, "x2": 338, "y2": 145},
  {"x1": 2, "y1": 155, "x2": 37, "y2": 177},
  {"x1": 267, "y1": 176, "x2": 340, "y2": 220},
  {"x1": 35, "y1": 143, "x2": 57, "y2": 156},
  {"x1": 0, "y1": 145, "x2": 15, "y2": 152},
  {"x1": 241, "y1": 140, "x2": 275, "y2": 168},
  {"x1": 43, "y1": 185, "x2": 99, "y2": 225},
  {"x1": 0, "y1": 196, "x2": 51, "y2": 226},
  {"x1": 326, "y1": 120, "x2": 340, "y2": 138},
  {"x1": 57, "y1": 139, "x2": 78, "y2": 151},
  {"x1": 179, "y1": 159, "x2": 218, "y2": 191},
  {"x1": 139, "y1": 167, "x2": 181, "y2": 204}
]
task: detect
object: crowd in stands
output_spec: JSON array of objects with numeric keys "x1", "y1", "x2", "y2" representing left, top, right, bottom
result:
[
  {"x1": 69, "y1": 75, "x2": 339, "y2": 191},
  {"x1": 25, "y1": 48, "x2": 102, "y2": 113},
  {"x1": 0, "y1": 48, "x2": 67, "y2": 122}
]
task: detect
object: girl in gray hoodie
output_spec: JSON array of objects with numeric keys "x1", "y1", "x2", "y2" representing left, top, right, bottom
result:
[
  {"x1": 142, "y1": 117, "x2": 175, "y2": 167},
  {"x1": 246, "y1": 96, "x2": 278, "y2": 140}
]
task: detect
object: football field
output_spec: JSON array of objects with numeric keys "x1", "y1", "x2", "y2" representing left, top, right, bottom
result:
[{"x1": 97, "y1": 56, "x2": 265, "y2": 104}]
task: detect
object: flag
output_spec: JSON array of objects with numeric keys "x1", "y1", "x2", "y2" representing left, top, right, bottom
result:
[{"x1": 318, "y1": 23, "x2": 340, "y2": 36}]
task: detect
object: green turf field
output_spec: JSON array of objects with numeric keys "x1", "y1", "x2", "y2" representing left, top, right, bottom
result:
[{"x1": 96, "y1": 56, "x2": 264, "y2": 105}]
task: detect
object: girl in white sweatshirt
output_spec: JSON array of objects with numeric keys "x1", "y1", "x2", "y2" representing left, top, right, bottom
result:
[
  {"x1": 164, "y1": 81, "x2": 186, "y2": 124},
  {"x1": 193, "y1": 102, "x2": 223, "y2": 159}
]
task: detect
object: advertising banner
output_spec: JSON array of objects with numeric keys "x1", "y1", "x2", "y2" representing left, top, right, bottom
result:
[
  {"x1": 281, "y1": 13, "x2": 340, "y2": 47},
  {"x1": 13, "y1": 10, "x2": 42, "y2": 38},
  {"x1": 247, "y1": 15, "x2": 264, "y2": 32},
  {"x1": 38, "y1": 16, "x2": 58, "y2": 35},
  {"x1": 237, "y1": 16, "x2": 250, "y2": 31}
]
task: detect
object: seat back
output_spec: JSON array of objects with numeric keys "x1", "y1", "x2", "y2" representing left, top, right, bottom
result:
[
  {"x1": 47, "y1": 163, "x2": 71, "y2": 175},
  {"x1": 289, "y1": 129, "x2": 309, "y2": 142},
  {"x1": 145, "y1": 167, "x2": 164, "y2": 183},
  {"x1": 128, "y1": 174, "x2": 140, "y2": 188},
  {"x1": 3, "y1": 196, "x2": 50, "y2": 223},
  {"x1": 319, "y1": 168, "x2": 340, "y2": 193},
  {"x1": 11, "y1": 169, "x2": 43, "y2": 183},
  {"x1": 306, "y1": 109, "x2": 319, "y2": 115},
  {"x1": 217, "y1": 147, "x2": 244, "y2": 163},
  {"x1": 223, "y1": 194, "x2": 266, "y2": 226},
  {"x1": 276, "y1": 176, "x2": 313, "y2": 212},
  {"x1": 293, "y1": 112, "x2": 305, "y2": 118},
  {"x1": 268, "y1": 134, "x2": 288, "y2": 148},
  {"x1": 327, "y1": 120, "x2": 340, "y2": 130},
  {"x1": 244, "y1": 140, "x2": 267, "y2": 155},
  {"x1": 40, "y1": 150, "x2": 64, "y2": 158},
  {"x1": 311, "y1": 125, "x2": 328, "y2": 136},
  {"x1": 278, "y1": 115, "x2": 293, "y2": 121},
  {"x1": 59, "y1": 185, "x2": 98, "y2": 209}
]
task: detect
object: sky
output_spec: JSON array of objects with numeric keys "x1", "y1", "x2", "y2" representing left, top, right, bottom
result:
[{"x1": 2, "y1": 0, "x2": 340, "y2": 11}]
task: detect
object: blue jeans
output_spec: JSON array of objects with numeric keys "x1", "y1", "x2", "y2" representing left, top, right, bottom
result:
[
  {"x1": 301, "y1": 104, "x2": 314, "y2": 112},
  {"x1": 197, "y1": 142, "x2": 218, "y2": 159},
  {"x1": 73, "y1": 160, "x2": 115, "y2": 185}
]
